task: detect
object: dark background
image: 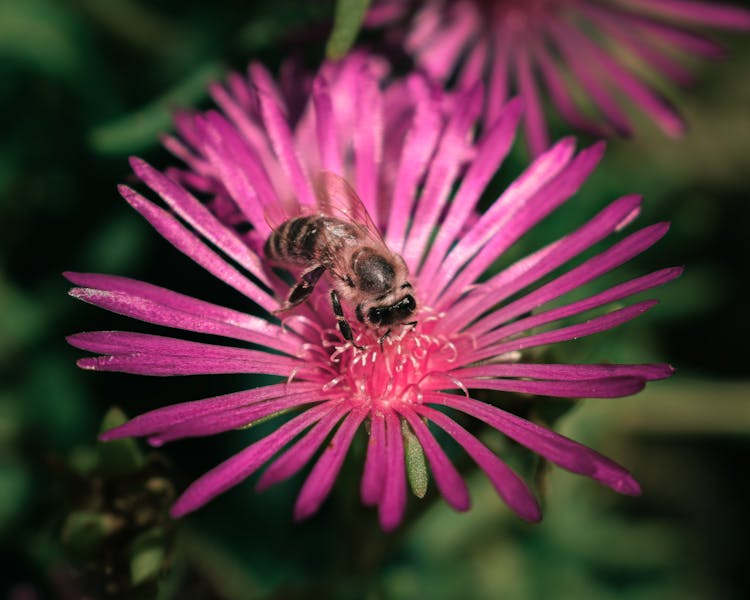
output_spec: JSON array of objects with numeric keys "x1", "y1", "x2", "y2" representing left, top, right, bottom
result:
[{"x1": 1, "y1": 1, "x2": 749, "y2": 598}]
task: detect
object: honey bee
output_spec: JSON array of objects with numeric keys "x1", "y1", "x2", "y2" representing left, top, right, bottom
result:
[{"x1": 264, "y1": 172, "x2": 417, "y2": 347}]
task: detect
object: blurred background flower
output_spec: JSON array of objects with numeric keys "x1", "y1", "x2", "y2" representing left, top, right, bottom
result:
[
  {"x1": 366, "y1": 0, "x2": 750, "y2": 155},
  {"x1": 1, "y1": 0, "x2": 749, "y2": 598}
]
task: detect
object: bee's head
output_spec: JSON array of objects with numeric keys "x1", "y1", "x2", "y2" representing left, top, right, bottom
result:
[{"x1": 365, "y1": 293, "x2": 417, "y2": 327}]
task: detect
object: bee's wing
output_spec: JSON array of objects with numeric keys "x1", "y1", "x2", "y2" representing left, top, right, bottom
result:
[
  {"x1": 313, "y1": 172, "x2": 393, "y2": 282},
  {"x1": 263, "y1": 195, "x2": 306, "y2": 231},
  {"x1": 314, "y1": 171, "x2": 387, "y2": 246}
]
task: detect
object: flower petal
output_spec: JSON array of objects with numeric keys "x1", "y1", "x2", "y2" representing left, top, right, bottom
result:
[
  {"x1": 257, "y1": 403, "x2": 349, "y2": 491},
  {"x1": 171, "y1": 402, "x2": 336, "y2": 517},
  {"x1": 474, "y1": 267, "x2": 680, "y2": 356},
  {"x1": 68, "y1": 331, "x2": 309, "y2": 377},
  {"x1": 379, "y1": 411, "x2": 408, "y2": 531},
  {"x1": 294, "y1": 409, "x2": 366, "y2": 520},
  {"x1": 469, "y1": 300, "x2": 657, "y2": 364},
  {"x1": 454, "y1": 362, "x2": 674, "y2": 382},
  {"x1": 417, "y1": 97, "x2": 522, "y2": 285},
  {"x1": 148, "y1": 391, "x2": 327, "y2": 446},
  {"x1": 417, "y1": 405, "x2": 541, "y2": 522},
  {"x1": 440, "y1": 193, "x2": 644, "y2": 334},
  {"x1": 400, "y1": 409, "x2": 471, "y2": 511},
  {"x1": 469, "y1": 222, "x2": 672, "y2": 339},
  {"x1": 427, "y1": 393, "x2": 641, "y2": 496},
  {"x1": 66, "y1": 273, "x2": 298, "y2": 355},
  {"x1": 99, "y1": 381, "x2": 318, "y2": 440},
  {"x1": 118, "y1": 185, "x2": 277, "y2": 312},
  {"x1": 461, "y1": 376, "x2": 646, "y2": 399},
  {"x1": 361, "y1": 412, "x2": 387, "y2": 506}
]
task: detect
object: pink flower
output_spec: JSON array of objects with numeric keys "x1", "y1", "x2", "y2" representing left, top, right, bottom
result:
[
  {"x1": 367, "y1": 0, "x2": 750, "y2": 155},
  {"x1": 67, "y1": 54, "x2": 679, "y2": 531}
]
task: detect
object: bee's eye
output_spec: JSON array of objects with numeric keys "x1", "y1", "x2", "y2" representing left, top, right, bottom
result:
[
  {"x1": 402, "y1": 295, "x2": 416, "y2": 313},
  {"x1": 367, "y1": 307, "x2": 384, "y2": 324}
]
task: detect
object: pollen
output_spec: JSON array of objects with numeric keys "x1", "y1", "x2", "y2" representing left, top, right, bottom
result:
[{"x1": 323, "y1": 319, "x2": 472, "y2": 413}]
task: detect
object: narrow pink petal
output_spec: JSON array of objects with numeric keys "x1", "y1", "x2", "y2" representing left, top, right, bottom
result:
[
  {"x1": 458, "y1": 35, "x2": 489, "y2": 88},
  {"x1": 312, "y1": 77, "x2": 344, "y2": 175},
  {"x1": 485, "y1": 33, "x2": 512, "y2": 125},
  {"x1": 66, "y1": 276, "x2": 298, "y2": 355},
  {"x1": 353, "y1": 64, "x2": 383, "y2": 217},
  {"x1": 402, "y1": 83, "x2": 482, "y2": 270},
  {"x1": 129, "y1": 157, "x2": 272, "y2": 285},
  {"x1": 546, "y1": 22, "x2": 632, "y2": 136},
  {"x1": 515, "y1": 46, "x2": 550, "y2": 156},
  {"x1": 430, "y1": 137, "x2": 578, "y2": 305},
  {"x1": 400, "y1": 409, "x2": 470, "y2": 511},
  {"x1": 461, "y1": 376, "x2": 646, "y2": 399},
  {"x1": 613, "y1": 0, "x2": 750, "y2": 29},
  {"x1": 257, "y1": 403, "x2": 349, "y2": 491},
  {"x1": 417, "y1": 405, "x2": 540, "y2": 522},
  {"x1": 610, "y1": 9, "x2": 724, "y2": 58},
  {"x1": 161, "y1": 133, "x2": 210, "y2": 177},
  {"x1": 205, "y1": 83, "x2": 281, "y2": 205},
  {"x1": 385, "y1": 83, "x2": 442, "y2": 249},
  {"x1": 148, "y1": 392, "x2": 326, "y2": 446},
  {"x1": 68, "y1": 331, "x2": 308, "y2": 377},
  {"x1": 170, "y1": 402, "x2": 334, "y2": 517},
  {"x1": 405, "y1": 2, "x2": 444, "y2": 55},
  {"x1": 118, "y1": 185, "x2": 277, "y2": 313},
  {"x1": 580, "y1": 4, "x2": 695, "y2": 86},
  {"x1": 532, "y1": 39, "x2": 612, "y2": 136},
  {"x1": 256, "y1": 86, "x2": 315, "y2": 207},
  {"x1": 171, "y1": 111, "x2": 204, "y2": 159},
  {"x1": 454, "y1": 362, "x2": 674, "y2": 382},
  {"x1": 475, "y1": 268, "x2": 680, "y2": 356},
  {"x1": 556, "y1": 20, "x2": 686, "y2": 137},
  {"x1": 435, "y1": 140, "x2": 606, "y2": 310},
  {"x1": 379, "y1": 411, "x2": 407, "y2": 531},
  {"x1": 469, "y1": 222, "x2": 671, "y2": 338},
  {"x1": 417, "y1": 4, "x2": 480, "y2": 81},
  {"x1": 427, "y1": 393, "x2": 641, "y2": 495},
  {"x1": 99, "y1": 382, "x2": 319, "y2": 440},
  {"x1": 364, "y1": 0, "x2": 406, "y2": 26},
  {"x1": 294, "y1": 409, "x2": 366, "y2": 520},
  {"x1": 469, "y1": 300, "x2": 658, "y2": 364},
  {"x1": 417, "y1": 98, "x2": 522, "y2": 285},
  {"x1": 361, "y1": 412, "x2": 387, "y2": 506},
  {"x1": 191, "y1": 112, "x2": 276, "y2": 237},
  {"x1": 440, "y1": 193, "x2": 642, "y2": 334},
  {"x1": 248, "y1": 62, "x2": 288, "y2": 115}
]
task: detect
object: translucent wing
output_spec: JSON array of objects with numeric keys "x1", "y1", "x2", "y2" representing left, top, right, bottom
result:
[
  {"x1": 312, "y1": 172, "x2": 395, "y2": 281},
  {"x1": 313, "y1": 171, "x2": 387, "y2": 246},
  {"x1": 263, "y1": 172, "x2": 392, "y2": 283},
  {"x1": 263, "y1": 192, "x2": 306, "y2": 232}
]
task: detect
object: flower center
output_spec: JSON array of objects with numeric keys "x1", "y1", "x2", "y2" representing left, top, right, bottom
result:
[{"x1": 322, "y1": 317, "x2": 472, "y2": 414}]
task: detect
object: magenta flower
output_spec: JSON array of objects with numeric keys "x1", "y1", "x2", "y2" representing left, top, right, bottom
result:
[
  {"x1": 67, "y1": 54, "x2": 679, "y2": 530},
  {"x1": 367, "y1": 0, "x2": 750, "y2": 155}
]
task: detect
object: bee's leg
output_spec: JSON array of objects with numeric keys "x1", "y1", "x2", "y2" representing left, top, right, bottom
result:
[
  {"x1": 330, "y1": 290, "x2": 364, "y2": 350},
  {"x1": 278, "y1": 265, "x2": 326, "y2": 311},
  {"x1": 378, "y1": 329, "x2": 392, "y2": 349}
]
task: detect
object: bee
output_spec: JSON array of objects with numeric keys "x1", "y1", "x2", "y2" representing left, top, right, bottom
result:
[{"x1": 264, "y1": 172, "x2": 417, "y2": 348}]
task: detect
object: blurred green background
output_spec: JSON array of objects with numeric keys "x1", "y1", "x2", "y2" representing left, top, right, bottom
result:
[{"x1": 1, "y1": 0, "x2": 749, "y2": 598}]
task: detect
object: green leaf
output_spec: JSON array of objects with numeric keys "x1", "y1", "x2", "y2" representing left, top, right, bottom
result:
[
  {"x1": 326, "y1": 0, "x2": 371, "y2": 60},
  {"x1": 89, "y1": 61, "x2": 223, "y2": 155},
  {"x1": 98, "y1": 407, "x2": 145, "y2": 476},
  {"x1": 402, "y1": 419, "x2": 428, "y2": 499},
  {"x1": 0, "y1": 0, "x2": 83, "y2": 80},
  {"x1": 130, "y1": 528, "x2": 166, "y2": 586},
  {"x1": 62, "y1": 510, "x2": 125, "y2": 556}
]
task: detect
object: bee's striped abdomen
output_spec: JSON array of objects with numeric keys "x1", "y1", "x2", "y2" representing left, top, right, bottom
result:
[{"x1": 265, "y1": 216, "x2": 361, "y2": 267}]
